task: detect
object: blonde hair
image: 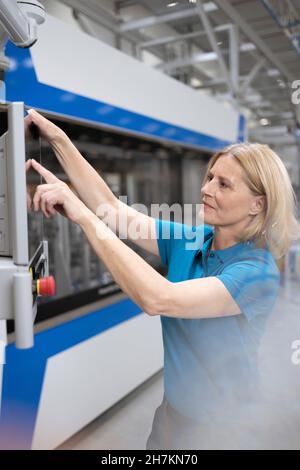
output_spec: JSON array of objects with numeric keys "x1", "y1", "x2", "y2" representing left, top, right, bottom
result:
[{"x1": 202, "y1": 142, "x2": 300, "y2": 259}]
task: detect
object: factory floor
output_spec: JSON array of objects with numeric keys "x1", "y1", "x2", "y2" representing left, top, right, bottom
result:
[
  {"x1": 58, "y1": 370, "x2": 164, "y2": 450},
  {"x1": 58, "y1": 281, "x2": 300, "y2": 451}
]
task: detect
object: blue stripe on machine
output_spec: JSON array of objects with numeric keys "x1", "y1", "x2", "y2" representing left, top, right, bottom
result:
[
  {"x1": 0, "y1": 298, "x2": 142, "y2": 450},
  {"x1": 5, "y1": 42, "x2": 239, "y2": 151}
]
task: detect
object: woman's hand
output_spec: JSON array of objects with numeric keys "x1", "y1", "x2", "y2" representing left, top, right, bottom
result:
[
  {"x1": 25, "y1": 109, "x2": 66, "y2": 145},
  {"x1": 31, "y1": 159, "x2": 90, "y2": 225}
]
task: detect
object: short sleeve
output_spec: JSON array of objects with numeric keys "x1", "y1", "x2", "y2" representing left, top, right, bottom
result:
[
  {"x1": 155, "y1": 218, "x2": 211, "y2": 267},
  {"x1": 216, "y1": 252, "x2": 280, "y2": 322}
]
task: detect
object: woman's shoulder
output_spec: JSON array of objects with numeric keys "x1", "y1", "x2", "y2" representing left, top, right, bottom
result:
[{"x1": 232, "y1": 243, "x2": 280, "y2": 279}]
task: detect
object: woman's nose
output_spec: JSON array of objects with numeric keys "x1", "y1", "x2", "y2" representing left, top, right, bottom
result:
[{"x1": 201, "y1": 181, "x2": 214, "y2": 196}]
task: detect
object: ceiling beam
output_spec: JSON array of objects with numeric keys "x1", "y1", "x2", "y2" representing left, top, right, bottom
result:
[
  {"x1": 239, "y1": 58, "x2": 266, "y2": 95},
  {"x1": 195, "y1": 0, "x2": 233, "y2": 95},
  {"x1": 60, "y1": 0, "x2": 120, "y2": 30},
  {"x1": 156, "y1": 43, "x2": 259, "y2": 72},
  {"x1": 59, "y1": 0, "x2": 143, "y2": 54},
  {"x1": 118, "y1": 3, "x2": 217, "y2": 33},
  {"x1": 213, "y1": 0, "x2": 295, "y2": 83},
  {"x1": 137, "y1": 24, "x2": 232, "y2": 50},
  {"x1": 229, "y1": 24, "x2": 239, "y2": 94}
]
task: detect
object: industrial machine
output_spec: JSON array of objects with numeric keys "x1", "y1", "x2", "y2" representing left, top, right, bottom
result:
[{"x1": 0, "y1": 101, "x2": 54, "y2": 350}]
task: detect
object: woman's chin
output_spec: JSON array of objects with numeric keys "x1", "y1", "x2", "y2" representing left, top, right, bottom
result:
[
  {"x1": 203, "y1": 214, "x2": 215, "y2": 225},
  {"x1": 198, "y1": 207, "x2": 215, "y2": 225}
]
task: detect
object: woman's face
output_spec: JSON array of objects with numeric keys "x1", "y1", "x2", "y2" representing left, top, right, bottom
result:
[{"x1": 200, "y1": 154, "x2": 262, "y2": 228}]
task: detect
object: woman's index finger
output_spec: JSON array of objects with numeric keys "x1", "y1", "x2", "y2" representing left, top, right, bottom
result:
[{"x1": 31, "y1": 159, "x2": 58, "y2": 183}]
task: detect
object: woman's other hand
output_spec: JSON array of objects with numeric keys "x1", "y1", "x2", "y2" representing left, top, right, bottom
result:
[{"x1": 25, "y1": 109, "x2": 66, "y2": 145}]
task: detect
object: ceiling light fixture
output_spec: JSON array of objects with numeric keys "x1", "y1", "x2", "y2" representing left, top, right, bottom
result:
[
  {"x1": 277, "y1": 79, "x2": 286, "y2": 88},
  {"x1": 267, "y1": 68, "x2": 280, "y2": 77},
  {"x1": 240, "y1": 42, "x2": 256, "y2": 52},
  {"x1": 190, "y1": 77, "x2": 203, "y2": 87},
  {"x1": 260, "y1": 118, "x2": 270, "y2": 126}
]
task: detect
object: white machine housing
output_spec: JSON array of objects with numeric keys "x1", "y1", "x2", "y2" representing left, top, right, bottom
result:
[{"x1": 0, "y1": 102, "x2": 49, "y2": 349}]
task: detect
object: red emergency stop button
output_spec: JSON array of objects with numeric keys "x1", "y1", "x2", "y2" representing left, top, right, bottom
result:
[{"x1": 37, "y1": 276, "x2": 56, "y2": 296}]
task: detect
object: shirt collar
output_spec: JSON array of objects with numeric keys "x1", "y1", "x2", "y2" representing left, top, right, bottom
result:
[{"x1": 197, "y1": 227, "x2": 254, "y2": 263}]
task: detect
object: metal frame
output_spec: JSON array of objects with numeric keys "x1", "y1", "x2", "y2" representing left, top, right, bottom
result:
[
  {"x1": 118, "y1": 2, "x2": 217, "y2": 33},
  {"x1": 239, "y1": 58, "x2": 266, "y2": 96},
  {"x1": 195, "y1": 0, "x2": 233, "y2": 96},
  {"x1": 7, "y1": 102, "x2": 29, "y2": 265},
  {"x1": 58, "y1": 0, "x2": 298, "y2": 131},
  {"x1": 213, "y1": 0, "x2": 294, "y2": 83},
  {"x1": 229, "y1": 24, "x2": 239, "y2": 94},
  {"x1": 136, "y1": 23, "x2": 232, "y2": 55},
  {"x1": 0, "y1": 102, "x2": 49, "y2": 349}
]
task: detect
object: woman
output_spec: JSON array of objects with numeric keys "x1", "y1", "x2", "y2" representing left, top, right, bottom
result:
[{"x1": 25, "y1": 109, "x2": 300, "y2": 450}]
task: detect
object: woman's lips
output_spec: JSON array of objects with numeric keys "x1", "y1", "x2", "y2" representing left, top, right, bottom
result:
[{"x1": 204, "y1": 202, "x2": 215, "y2": 209}]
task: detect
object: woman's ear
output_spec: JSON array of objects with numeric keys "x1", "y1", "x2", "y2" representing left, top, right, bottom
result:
[{"x1": 249, "y1": 195, "x2": 266, "y2": 216}]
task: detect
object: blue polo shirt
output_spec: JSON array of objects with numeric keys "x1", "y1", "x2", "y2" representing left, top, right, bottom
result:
[{"x1": 155, "y1": 218, "x2": 280, "y2": 423}]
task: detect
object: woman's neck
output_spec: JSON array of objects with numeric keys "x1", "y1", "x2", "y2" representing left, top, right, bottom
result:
[{"x1": 211, "y1": 229, "x2": 240, "y2": 251}]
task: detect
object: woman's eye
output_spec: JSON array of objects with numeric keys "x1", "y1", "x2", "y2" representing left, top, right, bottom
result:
[{"x1": 207, "y1": 176, "x2": 228, "y2": 188}]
